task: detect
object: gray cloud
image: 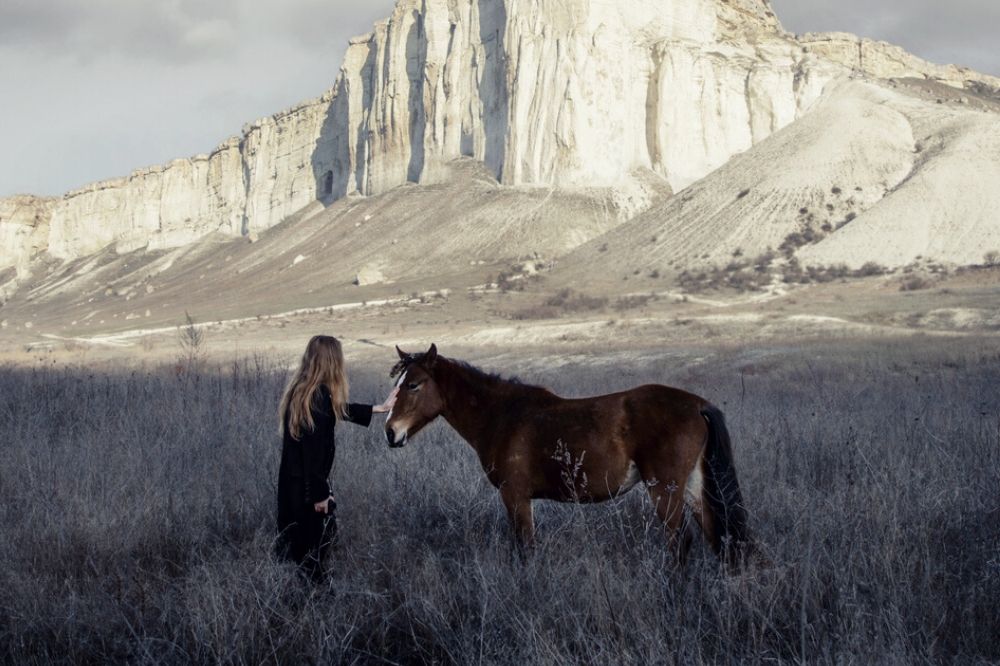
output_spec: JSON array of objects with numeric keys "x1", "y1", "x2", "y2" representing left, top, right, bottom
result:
[
  {"x1": 1, "y1": 0, "x2": 996, "y2": 197},
  {"x1": 0, "y1": 0, "x2": 243, "y2": 64}
]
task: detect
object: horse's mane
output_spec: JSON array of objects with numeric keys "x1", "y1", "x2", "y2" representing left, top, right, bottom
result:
[{"x1": 391, "y1": 354, "x2": 543, "y2": 393}]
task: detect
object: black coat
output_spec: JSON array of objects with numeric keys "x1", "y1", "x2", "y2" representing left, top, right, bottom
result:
[{"x1": 276, "y1": 385, "x2": 373, "y2": 560}]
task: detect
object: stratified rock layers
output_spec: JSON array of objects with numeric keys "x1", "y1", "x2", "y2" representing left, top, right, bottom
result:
[{"x1": 2, "y1": 0, "x2": 997, "y2": 274}]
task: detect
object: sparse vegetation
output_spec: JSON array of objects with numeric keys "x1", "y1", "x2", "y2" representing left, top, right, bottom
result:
[
  {"x1": 779, "y1": 229, "x2": 817, "y2": 256},
  {"x1": 496, "y1": 271, "x2": 518, "y2": 292},
  {"x1": 677, "y1": 253, "x2": 892, "y2": 294},
  {"x1": 511, "y1": 288, "x2": 609, "y2": 319},
  {"x1": 984, "y1": 250, "x2": 1000, "y2": 267},
  {"x1": 782, "y1": 260, "x2": 888, "y2": 285},
  {"x1": 855, "y1": 261, "x2": 889, "y2": 277},
  {"x1": 0, "y1": 343, "x2": 998, "y2": 663},
  {"x1": 495, "y1": 263, "x2": 545, "y2": 293},
  {"x1": 900, "y1": 275, "x2": 934, "y2": 291},
  {"x1": 678, "y1": 251, "x2": 776, "y2": 293},
  {"x1": 177, "y1": 310, "x2": 205, "y2": 370},
  {"x1": 612, "y1": 293, "x2": 655, "y2": 312}
]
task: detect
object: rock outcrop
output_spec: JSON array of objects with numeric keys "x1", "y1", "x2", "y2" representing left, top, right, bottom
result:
[
  {"x1": 2, "y1": 0, "x2": 998, "y2": 278},
  {"x1": 798, "y1": 32, "x2": 1000, "y2": 89},
  {"x1": 0, "y1": 196, "x2": 52, "y2": 280}
]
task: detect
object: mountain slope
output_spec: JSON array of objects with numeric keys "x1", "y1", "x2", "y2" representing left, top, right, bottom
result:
[
  {"x1": 3, "y1": 0, "x2": 1000, "y2": 330},
  {"x1": 11, "y1": 0, "x2": 998, "y2": 275},
  {"x1": 0, "y1": 160, "x2": 666, "y2": 335},
  {"x1": 551, "y1": 79, "x2": 1000, "y2": 284}
]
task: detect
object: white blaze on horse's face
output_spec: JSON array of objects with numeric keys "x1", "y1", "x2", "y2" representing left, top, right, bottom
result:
[
  {"x1": 385, "y1": 360, "x2": 444, "y2": 448},
  {"x1": 387, "y1": 369, "x2": 406, "y2": 421},
  {"x1": 385, "y1": 369, "x2": 410, "y2": 446}
]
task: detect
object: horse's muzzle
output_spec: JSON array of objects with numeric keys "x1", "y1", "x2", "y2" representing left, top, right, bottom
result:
[{"x1": 385, "y1": 426, "x2": 407, "y2": 448}]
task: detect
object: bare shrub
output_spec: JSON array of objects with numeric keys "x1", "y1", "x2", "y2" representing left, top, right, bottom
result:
[
  {"x1": 511, "y1": 289, "x2": 609, "y2": 320},
  {"x1": 177, "y1": 311, "x2": 205, "y2": 370},
  {"x1": 900, "y1": 275, "x2": 933, "y2": 291},
  {"x1": 855, "y1": 261, "x2": 888, "y2": 277},
  {"x1": 545, "y1": 288, "x2": 607, "y2": 312},
  {"x1": 613, "y1": 294, "x2": 655, "y2": 311}
]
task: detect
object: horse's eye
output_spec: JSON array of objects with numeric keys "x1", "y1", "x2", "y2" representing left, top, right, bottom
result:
[{"x1": 407, "y1": 382, "x2": 420, "y2": 391}]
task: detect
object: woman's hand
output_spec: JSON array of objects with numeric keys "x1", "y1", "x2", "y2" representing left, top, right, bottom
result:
[
  {"x1": 373, "y1": 386, "x2": 399, "y2": 414},
  {"x1": 314, "y1": 496, "x2": 334, "y2": 514}
]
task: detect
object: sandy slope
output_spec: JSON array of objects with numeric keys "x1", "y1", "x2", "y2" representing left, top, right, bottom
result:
[
  {"x1": 0, "y1": 160, "x2": 667, "y2": 337},
  {"x1": 553, "y1": 79, "x2": 1000, "y2": 284}
]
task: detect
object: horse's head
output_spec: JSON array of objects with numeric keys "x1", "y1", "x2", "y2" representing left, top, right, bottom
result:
[{"x1": 385, "y1": 343, "x2": 444, "y2": 447}]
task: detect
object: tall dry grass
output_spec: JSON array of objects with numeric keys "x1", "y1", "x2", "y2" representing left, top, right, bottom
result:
[{"x1": 0, "y1": 339, "x2": 998, "y2": 664}]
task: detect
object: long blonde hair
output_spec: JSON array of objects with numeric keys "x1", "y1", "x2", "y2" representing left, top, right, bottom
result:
[{"x1": 279, "y1": 335, "x2": 350, "y2": 439}]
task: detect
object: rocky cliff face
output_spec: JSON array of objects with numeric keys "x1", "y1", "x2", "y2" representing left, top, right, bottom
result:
[
  {"x1": 2, "y1": 0, "x2": 997, "y2": 277},
  {"x1": 0, "y1": 196, "x2": 52, "y2": 282}
]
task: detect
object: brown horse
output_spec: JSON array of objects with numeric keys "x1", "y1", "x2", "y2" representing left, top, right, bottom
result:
[{"x1": 385, "y1": 344, "x2": 753, "y2": 567}]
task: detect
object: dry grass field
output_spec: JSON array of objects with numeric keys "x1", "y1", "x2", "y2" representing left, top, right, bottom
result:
[{"x1": 1, "y1": 336, "x2": 998, "y2": 664}]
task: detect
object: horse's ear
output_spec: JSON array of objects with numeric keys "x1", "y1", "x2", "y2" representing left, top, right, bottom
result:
[
  {"x1": 425, "y1": 343, "x2": 438, "y2": 366},
  {"x1": 396, "y1": 345, "x2": 408, "y2": 361}
]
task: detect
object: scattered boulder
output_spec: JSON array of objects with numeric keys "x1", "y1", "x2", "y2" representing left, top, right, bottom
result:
[{"x1": 353, "y1": 264, "x2": 385, "y2": 286}]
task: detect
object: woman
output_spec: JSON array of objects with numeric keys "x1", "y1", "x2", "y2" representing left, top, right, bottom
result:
[{"x1": 276, "y1": 335, "x2": 396, "y2": 581}]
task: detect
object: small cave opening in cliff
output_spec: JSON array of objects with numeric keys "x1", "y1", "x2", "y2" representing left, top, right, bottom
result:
[{"x1": 323, "y1": 171, "x2": 334, "y2": 197}]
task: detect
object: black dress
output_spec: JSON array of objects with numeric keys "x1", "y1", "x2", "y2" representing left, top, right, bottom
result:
[{"x1": 276, "y1": 385, "x2": 373, "y2": 580}]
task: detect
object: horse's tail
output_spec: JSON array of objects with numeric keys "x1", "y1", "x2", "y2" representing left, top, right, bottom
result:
[{"x1": 700, "y1": 404, "x2": 752, "y2": 568}]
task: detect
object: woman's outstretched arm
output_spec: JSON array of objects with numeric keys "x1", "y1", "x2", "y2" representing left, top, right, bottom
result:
[{"x1": 342, "y1": 387, "x2": 398, "y2": 426}]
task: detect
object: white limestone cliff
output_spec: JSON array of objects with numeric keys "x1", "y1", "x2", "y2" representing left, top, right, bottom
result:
[
  {"x1": 0, "y1": 196, "x2": 52, "y2": 280},
  {"x1": 2, "y1": 0, "x2": 998, "y2": 276}
]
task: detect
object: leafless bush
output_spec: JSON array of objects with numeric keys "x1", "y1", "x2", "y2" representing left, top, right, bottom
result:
[
  {"x1": 511, "y1": 288, "x2": 609, "y2": 319},
  {"x1": 854, "y1": 261, "x2": 889, "y2": 277},
  {"x1": 612, "y1": 294, "x2": 655, "y2": 312},
  {"x1": 177, "y1": 310, "x2": 205, "y2": 371},
  {"x1": 900, "y1": 275, "x2": 933, "y2": 291}
]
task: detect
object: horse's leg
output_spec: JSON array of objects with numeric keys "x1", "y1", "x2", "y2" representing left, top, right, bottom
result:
[
  {"x1": 646, "y1": 480, "x2": 690, "y2": 566},
  {"x1": 686, "y1": 458, "x2": 721, "y2": 555},
  {"x1": 500, "y1": 486, "x2": 535, "y2": 549}
]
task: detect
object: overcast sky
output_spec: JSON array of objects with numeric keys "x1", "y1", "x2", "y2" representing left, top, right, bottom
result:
[{"x1": 1, "y1": 0, "x2": 997, "y2": 198}]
